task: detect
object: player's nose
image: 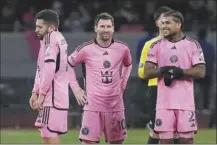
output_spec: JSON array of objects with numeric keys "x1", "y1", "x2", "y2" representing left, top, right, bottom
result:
[{"x1": 35, "y1": 28, "x2": 39, "y2": 32}]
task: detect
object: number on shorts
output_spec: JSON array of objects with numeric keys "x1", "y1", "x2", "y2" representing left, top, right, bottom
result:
[
  {"x1": 117, "y1": 119, "x2": 126, "y2": 130},
  {"x1": 189, "y1": 111, "x2": 195, "y2": 122}
]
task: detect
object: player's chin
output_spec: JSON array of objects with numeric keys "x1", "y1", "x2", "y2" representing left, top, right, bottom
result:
[
  {"x1": 102, "y1": 36, "x2": 111, "y2": 41},
  {"x1": 36, "y1": 35, "x2": 43, "y2": 40},
  {"x1": 164, "y1": 33, "x2": 170, "y2": 38}
]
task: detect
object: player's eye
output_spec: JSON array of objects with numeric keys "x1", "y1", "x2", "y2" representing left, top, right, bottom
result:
[{"x1": 36, "y1": 26, "x2": 42, "y2": 29}]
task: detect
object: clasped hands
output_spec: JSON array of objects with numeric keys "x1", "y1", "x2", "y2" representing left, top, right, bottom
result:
[{"x1": 160, "y1": 66, "x2": 184, "y2": 86}]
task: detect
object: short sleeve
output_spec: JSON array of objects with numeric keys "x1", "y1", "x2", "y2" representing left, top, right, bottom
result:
[
  {"x1": 123, "y1": 46, "x2": 132, "y2": 66},
  {"x1": 192, "y1": 41, "x2": 205, "y2": 66},
  {"x1": 68, "y1": 47, "x2": 86, "y2": 67},
  {"x1": 146, "y1": 42, "x2": 158, "y2": 64}
]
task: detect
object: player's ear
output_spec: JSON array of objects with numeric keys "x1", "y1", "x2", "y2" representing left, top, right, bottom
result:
[
  {"x1": 112, "y1": 24, "x2": 115, "y2": 32},
  {"x1": 176, "y1": 23, "x2": 181, "y2": 29},
  {"x1": 94, "y1": 25, "x2": 97, "y2": 32},
  {"x1": 48, "y1": 25, "x2": 56, "y2": 32},
  {"x1": 155, "y1": 21, "x2": 159, "y2": 27}
]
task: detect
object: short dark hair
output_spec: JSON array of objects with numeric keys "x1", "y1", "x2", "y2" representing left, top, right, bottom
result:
[
  {"x1": 154, "y1": 6, "x2": 173, "y2": 21},
  {"x1": 94, "y1": 13, "x2": 114, "y2": 26},
  {"x1": 35, "y1": 9, "x2": 59, "y2": 28},
  {"x1": 163, "y1": 10, "x2": 184, "y2": 30}
]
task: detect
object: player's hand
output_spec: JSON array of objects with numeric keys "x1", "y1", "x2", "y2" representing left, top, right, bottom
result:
[
  {"x1": 163, "y1": 73, "x2": 173, "y2": 86},
  {"x1": 29, "y1": 93, "x2": 38, "y2": 110},
  {"x1": 160, "y1": 66, "x2": 174, "y2": 75},
  {"x1": 34, "y1": 94, "x2": 45, "y2": 110},
  {"x1": 168, "y1": 66, "x2": 184, "y2": 79},
  {"x1": 74, "y1": 89, "x2": 87, "y2": 106},
  {"x1": 160, "y1": 66, "x2": 184, "y2": 79}
]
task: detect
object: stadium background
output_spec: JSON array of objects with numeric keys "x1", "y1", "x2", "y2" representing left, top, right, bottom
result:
[{"x1": 1, "y1": 0, "x2": 216, "y2": 143}]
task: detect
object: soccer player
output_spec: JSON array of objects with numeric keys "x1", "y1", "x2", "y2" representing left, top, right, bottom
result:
[
  {"x1": 68, "y1": 13, "x2": 132, "y2": 144},
  {"x1": 144, "y1": 10, "x2": 206, "y2": 144},
  {"x1": 138, "y1": 6, "x2": 180, "y2": 144},
  {"x1": 29, "y1": 9, "x2": 69, "y2": 144}
]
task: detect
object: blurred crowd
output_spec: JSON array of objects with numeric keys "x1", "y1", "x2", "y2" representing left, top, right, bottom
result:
[{"x1": 1, "y1": 0, "x2": 216, "y2": 32}]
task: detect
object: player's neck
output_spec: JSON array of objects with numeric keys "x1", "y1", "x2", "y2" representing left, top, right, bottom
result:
[
  {"x1": 168, "y1": 32, "x2": 184, "y2": 43},
  {"x1": 159, "y1": 30, "x2": 164, "y2": 37},
  {"x1": 95, "y1": 37, "x2": 113, "y2": 48}
]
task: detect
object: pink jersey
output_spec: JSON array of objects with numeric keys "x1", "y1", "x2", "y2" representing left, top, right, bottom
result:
[
  {"x1": 146, "y1": 36, "x2": 205, "y2": 111},
  {"x1": 68, "y1": 39, "x2": 132, "y2": 112},
  {"x1": 32, "y1": 31, "x2": 69, "y2": 110}
]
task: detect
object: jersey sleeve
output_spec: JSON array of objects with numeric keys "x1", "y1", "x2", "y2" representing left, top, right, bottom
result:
[
  {"x1": 191, "y1": 41, "x2": 206, "y2": 66},
  {"x1": 138, "y1": 41, "x2": 150, "y2": 79},
  {"x1": 121, "y1": 46, "x2": 132, "y2": 89},
  {"x1": 32, "y1": 66, "x2": 39, "y2": 94},
  {"x1": 39, "y1": 33, "x2": 58, "y2": 96},
  {"x1": 123, "y1": 46, "x2": 132, "y2": 66},
  {"x1": 68, "y1": 46, "x2": 86, "y2": 93},
  {"x1": 146, "y1": 42, "x2": 158, "y2": 64},
  {"x1": 68, "y1": 47, "x2": 86, "y2": 68}
]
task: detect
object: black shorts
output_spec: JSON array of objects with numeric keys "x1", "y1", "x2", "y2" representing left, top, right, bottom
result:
[{"x1": 147, "y1": 86, "x2": 157, "y2": 130}]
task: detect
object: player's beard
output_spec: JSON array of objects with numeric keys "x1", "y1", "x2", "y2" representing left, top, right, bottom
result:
[
  {"x1": 36, "y1": 30, "x2": 49, "y2": 40},
  {"x1": 100, "y1": 32, "x2": 111, "y2": 42},
  {"x1": 164, "y1": 30, "x2": 176, "y2": 40},
  {"x1": 36, "y1": 33, "x2": 44, "y2": 40}
]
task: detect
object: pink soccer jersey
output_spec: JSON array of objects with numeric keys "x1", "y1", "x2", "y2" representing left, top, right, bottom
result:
[
  {"x1": 146, "y1": 36, "x2": 205, "y2": 111},
  {"x1": 68, "y1": 39, "x2": 132, "y2": 112},
  {"x1": 32, "y1": 31, "x2": 69, "y2": 109}
]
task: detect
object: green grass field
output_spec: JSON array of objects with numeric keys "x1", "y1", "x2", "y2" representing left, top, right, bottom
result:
[{"x1": 1, "y1": 129, "x2": 216, "y2": 144}]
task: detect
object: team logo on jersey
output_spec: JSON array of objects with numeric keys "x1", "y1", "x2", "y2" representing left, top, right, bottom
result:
[
  {"x1": 81, "y1": 127, "x2": 89, "y2": 135},
  {"x1": 103, "y1": 60, "x2": 111, "y2": 68},
  {"x1": 170, "y1": 55, "x2": 178, "y2": 63},
  {"x1": 101, "y1": 71, "x2": 113, "y2": 84},
  {"x1": 103, "y1": 51, "x2": 108, "y2": 55},
  {"x1": 155, "y1": 118, "x2": 162, "y2": 126},
  {"x1": 60, "y1": 39, "x2": 67, "y2": 45},
  {"x1": 196, "y1": 49, "x2": 204, "y2": 61},
  {"x1": 171, "y1": 46, "x2": 176, "y2": 50}
]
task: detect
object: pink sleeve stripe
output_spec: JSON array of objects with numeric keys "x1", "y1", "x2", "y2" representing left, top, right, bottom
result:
[
  {"x1": 185, "y1": 37, "x2": 201, "y2": 49},
  {"x1": 150, "y1": 39, "x2": 161, "y2": 49},
  {"x1": 114, "y1": 40, "x2": 128, "y2": 47},
  {"x1": 76, "y1": 40, "x2": 94, "y2": 52}
]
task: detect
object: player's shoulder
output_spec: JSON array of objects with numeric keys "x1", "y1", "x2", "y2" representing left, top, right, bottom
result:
[
  {"x1": 114, "y1": 39, "x2": 129, "y2": 52},
  {"x1": 114, "y1": 39, "x2": 128, "y2": 47},
  {"x1": 47, "y1": 31, "x2": 61, "y2": 38},
  {"x1": 149, "y1": 37, "x2": 163, "y2": 49},
  {"x1": 184, "y1": 36, "x2": 201, "y2": 48},
  {"x1": 146, "y1": 37, "x2": 161, "y2": 46},
  {"x1": 75, "y1": 39, "x2": 95, "y2": 52},
  {"x1": 185, "y1": 36, "x2": 200, "y2": 43},
  {"x1": 44, "y1": 31, "x2": 62, "y2": 44}
]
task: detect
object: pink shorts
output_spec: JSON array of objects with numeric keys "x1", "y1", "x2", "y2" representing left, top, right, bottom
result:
[
  {"x1": 79, "y1": 111, "x2": 127, "y2": 143},
  {"x1": 154, "y1": 109, "x2": 197, "y2": 139},
  {"x1": 35, "y1": 106, "x2": 68, "y2": 138}
]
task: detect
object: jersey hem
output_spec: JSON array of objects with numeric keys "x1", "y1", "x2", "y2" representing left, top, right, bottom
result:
[{"x1": 83, "y1": 109, "x2": 125, "y2": 112}]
